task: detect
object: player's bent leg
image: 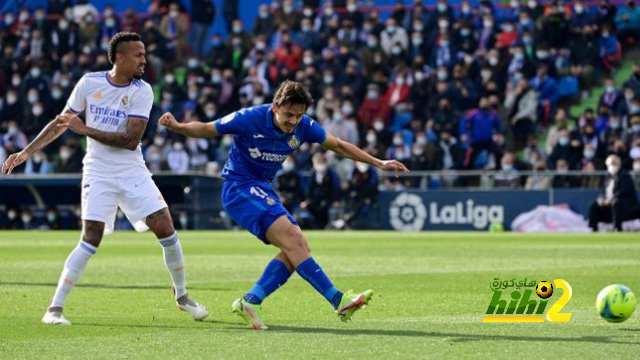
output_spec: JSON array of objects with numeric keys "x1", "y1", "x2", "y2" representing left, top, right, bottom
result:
[
  {"x1": 43, "y1": 220, "x2": 103, "y2": 325},
  {"x1": 265, "y1": 215, "x2": 311, "y2": 267},
  {"x1": 266, "y1": 216, "x2": 359, "y2": 313},
  {"x1": 145, "y1": 208, "x2": 208, "y2": 321}
]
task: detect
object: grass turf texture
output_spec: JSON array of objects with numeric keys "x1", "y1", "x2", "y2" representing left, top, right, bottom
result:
[{"x1": 1, "y1": 231, "x2": 639, "y2": 358}]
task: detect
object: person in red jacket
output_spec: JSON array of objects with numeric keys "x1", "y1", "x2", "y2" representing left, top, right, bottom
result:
[
  {"x1": 384, "y1": 74, "x2": 411, "y2": 108},
  {"x1": 358, "y1": 83, "x2": 391, "y2": 128}
]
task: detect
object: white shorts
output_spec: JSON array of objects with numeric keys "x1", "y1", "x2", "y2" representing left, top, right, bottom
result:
[{"x1": 81, "y1": 174, "x2": 168, "y2": 235}]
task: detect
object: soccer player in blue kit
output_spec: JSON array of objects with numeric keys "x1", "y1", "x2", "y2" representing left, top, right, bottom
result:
[{"x1": 159, "y1": 81, "x2": 409, "y2": 329}]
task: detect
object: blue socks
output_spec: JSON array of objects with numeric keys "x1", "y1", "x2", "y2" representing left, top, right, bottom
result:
[
  {"x1": 296, "y1": 257, "x2": 343, "y2": 309},
  {"x1": 244, "y1": 259, "x2": 292, "y2": 305}
]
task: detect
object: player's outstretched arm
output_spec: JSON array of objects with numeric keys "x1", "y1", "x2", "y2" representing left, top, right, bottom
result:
[
  {"x1": 322, "y1": 131, "x2": 410, "y2": 178},
  {"x1": 159, "y1": 112, "x2": 218, "y2": 138},
  {"x1": 1, "y1": 109, "x2": 74, "y2": 175},
  {"x1": 56, "y1": 113, "x2": 146, "y2": 151}
]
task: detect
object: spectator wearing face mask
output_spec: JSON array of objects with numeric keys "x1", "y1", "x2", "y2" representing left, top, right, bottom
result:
[
  {"x1": 0, "y1": 90, "x2": 21, "y2": 123},
  {"x1": 332, "y1": 162, "x2": 379, "y2": 229},
  {"x1": 385, "y1": 74, "x2": 410, "y2": 109},
  {"x1": 552, "y1": 158, "x2": 579, "y2": 188},
  {"x1": 380, "y1": 18, "x2": 408, "y2": 57},
  {"x1": 22, "y1": 64, "x2": 51, "y2": 102},
  {"x1": 276, "y1": 157, "x2": 304, "y2": 213},
  {"x1": 48, "y1": 85, "x2": 67, "y2": 117},
  {"x1": 627, "y1": 114, "x2": 640, "y2": 146},
  {"x1": 459, "y1": 97, "x2": 503, "y2": 169},
  {"x1": 386, "y1": 132, "x2": 411, "y2": 161},
  {"x1": 530, "y1": 64, "x2": 559, "y2": 126},
  {"x1": 589, "y1": 154, "x2": 640, "y2": 231},
  {"x1": 2, "y1": 205, "x2": 23, "y2": 230},
  {"x1": 299, "y1": 153, "x2": 340, "y2": 229},
  {"x1": 525, "y1": 160, "x2": 551, "y2": 190},
  {"x1": 599, "y1": 79, "x2": 623, "y2": 114},
  {"x1": 54, "y1": 143, "x2": 83, "y2": 173},
  {"x1": 24, "y1": 101, "x2": 48, "y2": 135},
  {"x1": 407, "y1": 140, "x2": 430, "y2": 189},
  {"x1": 624, "y1": 63, "x2": 640, "y2": 95},
  {"x1": 358, "y1": 84, "x2": 391, "y2": 129},
  {"x1": 19, "y1": 209, "x2": 38, "y2": 230},
  {"x1": 600, "y1": 25, "x2": 622, "y2": 72},
  {"x1": 167, "y1": 141, "x2": 190, "y2": 174},
  {"x1": 580, "y1": 161, "x2": 603, "y2": 189},
  {"x1": 547, "y1": 128, "x2": 582, "y2": 169},
  {"x1": 24, "y1": 150, "x2": 53, "y2": 175},
  {"x1": 49, "y1": 15, "x2": 80, "y2": 61},
  {"x1": 253, "y1": 4, "x2": 275, "y2": 38},
  {"x1": 2, "y1": 121, "x2": 28, "y2": 155},
  {"x1": 326, "y1": 107, "x2": 359, "y2": 146},
  {"x1": 494, "y1": 152, "x2": 521, "y2": 188},
  {"x1": 504, "y1": 78, "x2": 538, "y2": 150},
  {"x1": 160, "y1": 3, "x2": 189, "y2": 61},
  {"x1": 44, "y1": 207, "x2": 62, "y2": 230},
  {"x1": 616, "y1": 0, "x2": 640, "y2": 43}
]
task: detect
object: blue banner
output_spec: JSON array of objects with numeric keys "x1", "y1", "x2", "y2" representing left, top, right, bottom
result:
[{"x1": 378, "y1": 190, "x2": 601, "y2": 231}]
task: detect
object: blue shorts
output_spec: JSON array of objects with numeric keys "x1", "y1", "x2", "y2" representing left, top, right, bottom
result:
[{"x1": 222, "y1": 180, "x2": 297, "y2": 244}]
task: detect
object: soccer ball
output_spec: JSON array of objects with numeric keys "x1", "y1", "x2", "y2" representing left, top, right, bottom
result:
[
  {"x1": 536, "y1": 281, "x2": 553, "y2": 299},
  {"x1": 596, "y1": 284, "x2": 636, "y2": 323}
]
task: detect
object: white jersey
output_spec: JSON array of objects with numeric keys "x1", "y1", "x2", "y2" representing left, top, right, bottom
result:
[{"x1": 65, "y1": 71, "x2": 153, "y2": 178}]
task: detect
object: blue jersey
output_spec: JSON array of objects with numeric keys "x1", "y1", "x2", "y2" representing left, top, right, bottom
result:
[{"x1": 214, "y1": 104, "x2": 327, "y2": 183}]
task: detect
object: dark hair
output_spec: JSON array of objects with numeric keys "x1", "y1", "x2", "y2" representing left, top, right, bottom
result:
[
  {"x1": 272, "y1": 80, "x2": 313, "y2": 109},
  {"x1": 108, "y1": 32, "x2": 142, "y2": 64}
]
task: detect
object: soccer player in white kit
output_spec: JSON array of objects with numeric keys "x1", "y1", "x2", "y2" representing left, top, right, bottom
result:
[{"x1": 1, "y1": 32, "x2": 208, "y2": 325}]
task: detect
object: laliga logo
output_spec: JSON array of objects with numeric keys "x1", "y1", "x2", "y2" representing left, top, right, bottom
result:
[{"x1": 389, "y1": 193, "x2": 504, "y2": 230}]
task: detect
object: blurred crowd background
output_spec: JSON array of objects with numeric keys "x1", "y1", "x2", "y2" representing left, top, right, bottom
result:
[{"x1": 1, "y1": 0, "x2": 640, "y2": 230}]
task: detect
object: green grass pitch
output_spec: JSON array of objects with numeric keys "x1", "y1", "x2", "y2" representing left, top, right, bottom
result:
[{"x1": 1, "y1": 231, "x2": 639, "y2": 358}]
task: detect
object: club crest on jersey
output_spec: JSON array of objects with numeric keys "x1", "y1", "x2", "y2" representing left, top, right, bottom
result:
[
  {"x1": 121, "y1": 95, "x2": 129, "y2": 106},
  {"x1": 288, "y1": 135, "x2": 300, "y2": 149}
]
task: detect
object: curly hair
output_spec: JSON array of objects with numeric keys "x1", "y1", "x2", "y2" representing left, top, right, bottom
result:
[
  {"x1": 272, "y1": 80, "x2": 314, "y2": 109},
  {"x1": 107, "y1": 32, "x2": 142, "y2": 65}
]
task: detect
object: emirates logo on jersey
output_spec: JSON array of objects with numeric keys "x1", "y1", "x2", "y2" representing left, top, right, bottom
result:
[
  {"x1": 288, "y1": 135, "x2": 300, "y2": 149},
  {"x1": 121, "y1": 95, "x2": 129, "y2": 106}
]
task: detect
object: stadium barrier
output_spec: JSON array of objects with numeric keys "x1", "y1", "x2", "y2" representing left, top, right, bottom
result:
[{"x1": 2, "y1": 171, "x2": 638, "y2": 231}]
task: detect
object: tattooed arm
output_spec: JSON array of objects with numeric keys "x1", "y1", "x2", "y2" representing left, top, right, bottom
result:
[
  {"x1": 1, "y1": 109, "x2": 74, "y2": 175},
  {"x1": 56, "y1": 113, "x2": 148, "y2": 151}
]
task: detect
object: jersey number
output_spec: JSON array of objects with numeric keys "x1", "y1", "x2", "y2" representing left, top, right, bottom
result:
[{"x1": 250, "y1": 186, "x2": 269, "y2": 199}]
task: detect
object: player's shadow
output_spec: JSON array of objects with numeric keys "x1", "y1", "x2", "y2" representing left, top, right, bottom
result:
[
  {"x1": 266, "y1": 326, "x2": 635, "y2": 345},
  {"x1": 0, "y1": 281, "x2": 231, "y2": 292},
  {"x1": 75, "y1": 319, "x2": 245, "y2": 330}
]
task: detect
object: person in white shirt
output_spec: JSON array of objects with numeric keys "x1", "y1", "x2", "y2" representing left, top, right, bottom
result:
[{"x1": 1, "y1": 32, "x2": 207, "y2": 326}]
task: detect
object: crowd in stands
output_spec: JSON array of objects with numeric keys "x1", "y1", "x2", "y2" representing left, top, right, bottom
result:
[{"x1": 1, "y1": 0, "x2": 640, "y2": 229}]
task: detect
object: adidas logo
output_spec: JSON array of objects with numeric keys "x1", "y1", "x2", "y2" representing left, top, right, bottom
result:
[
  {"x1": 253, "y1": 134, "x2": 265, "y2": 139},
  {"x1": 94, "y1": 92, "x2": 103, "y2": 99}
]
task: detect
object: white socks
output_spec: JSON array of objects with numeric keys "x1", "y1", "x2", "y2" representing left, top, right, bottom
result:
[
  {"x1": 159, "y1": 233, "x2": 187, "y2": 299},
  {"x1": 50, "y1": 241, "x2": 97, "y2": 309}
]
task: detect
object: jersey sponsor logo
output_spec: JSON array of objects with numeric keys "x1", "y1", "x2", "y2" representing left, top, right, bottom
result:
[
  {"x1": 89, "y1": 105, "x2": 128, "y2": 118},
  {"x1": 89, "y1": 105, "x2": 127, "y2": 126},
  {"x1": 121, "y1": 95, "x2": 129, "y2": 106},
  {"x1": 248, "y1": 147, "x2": 288, "y2": 162},
  {"x1": 288, "y1": 135, "x2": 300, "y2": 149}
]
